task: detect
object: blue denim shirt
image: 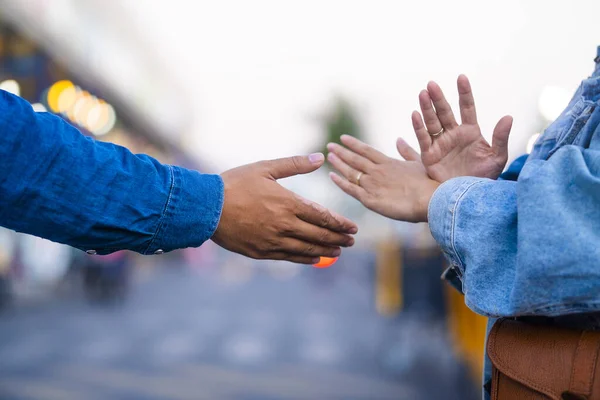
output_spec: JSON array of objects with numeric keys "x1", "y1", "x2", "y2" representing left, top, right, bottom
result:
[
  {"x1": 0, "y1": 89, "x2": 224, "y2": 255},
  {"x1": 428, "y1": 47, "x2": 600, "y2": 398}
]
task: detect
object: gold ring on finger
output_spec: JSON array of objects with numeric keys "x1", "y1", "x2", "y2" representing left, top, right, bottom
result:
[
  {"x1": 429, "y1": 127, "x2": 445, "y2": 137},
  {"x1": 356, "y1": 172, "x2": 363, "y2": 186}
]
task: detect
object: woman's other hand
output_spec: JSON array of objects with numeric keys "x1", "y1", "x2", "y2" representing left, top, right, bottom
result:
[{"x1": 327, "y1": 135, "x2": 439, "y2": 223}]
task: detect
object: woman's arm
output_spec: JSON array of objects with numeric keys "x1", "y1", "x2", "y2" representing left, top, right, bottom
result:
[
  {"x1": 327, "y1": 132, "x2": 600, "y2": 318},
  {"x1": 430, "y1": 143, "x2": 600, "y2": 317}
]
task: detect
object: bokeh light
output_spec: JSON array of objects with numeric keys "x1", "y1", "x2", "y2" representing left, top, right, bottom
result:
[
  {"x1": 526, "y1": 133, "x2": 541, "y2": 154},
  {"x1": 44, "y1": 81, "x2": 116, "y2": 136},
  {"x1": 0, "y1": 79, "x2": 20, "y2": 96},
  {"x1": 47, "y1": 80, "x2": 74, "y2": 113},
  {"x1": 538, "y1": 86, "x2": 572, "y2": 122},
  {"x1": 313, "y1": 257, "x2": 338, "y2": 268}
]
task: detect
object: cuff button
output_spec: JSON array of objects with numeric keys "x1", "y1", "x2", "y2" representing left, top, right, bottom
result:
[
  {"x1": 154, "y1": 249, "x2": 164, "y2": 255},
  {"x1": 86, "y1": 250, "x2": 97, "y2": 255}
]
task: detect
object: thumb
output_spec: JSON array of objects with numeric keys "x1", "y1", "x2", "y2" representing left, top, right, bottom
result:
[
  {"x1": 266, "y1": 153, "x2": 325, "y2": 180},
  {"x1": 491, "y1": 115, "x2": 513, "y2": 161},
  {"x1": 396, "y1": 137, "x2": 420, "y2": 161}
]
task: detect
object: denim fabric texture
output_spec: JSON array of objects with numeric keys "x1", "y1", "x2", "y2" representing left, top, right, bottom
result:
[
  {"x1": 428, "y1": 46, "x2": 600, "y2": 399},
  {"x1": 0, "y1": 90, "x2": 224, "y2": 255}
]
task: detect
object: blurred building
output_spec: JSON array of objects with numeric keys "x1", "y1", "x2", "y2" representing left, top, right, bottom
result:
[{"x1": 0, "y1": 15, "x2": 205, "y2": 304}]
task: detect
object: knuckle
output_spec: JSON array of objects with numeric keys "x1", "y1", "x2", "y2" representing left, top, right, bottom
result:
[
  {"x1": 247, "y1": 248, "x2": 262, "y2": 260},
  {"x1": 256, "y1": 160, "x2": 272, "y2": 174},
  {"x1": 290, "y1": 156, "x2": 302, "y2": 173},
  {"x1": 291, "y1": 196, "x2": 304, "y2": 215},
  {"x1": 249, "y1": 243, "x2": 266, "y2": 258},
  {"x1": 288, "y1": 194, "x2": 304, "y2": 215},
  {"x1": 266, "y1": 237, "x2": 281, "y2": 252},
  {"x1": 318, "y1": 229, "x2": 331, "y2": 244},
  {"x1": 320, "y1": 211, "x2": 332, "y2": 227},
  {"x1": 277, "y1": 219, "x2": 294, "y2": 236},
  {"x1": 371, "y1": 166, "x2": 383, "y2": 179},
  {"x1": 303, "y1": 243, "x2": 316, "y2": 255},
  {"x1": 363, "y1": 196, "x2": 376, "y2": 209}
]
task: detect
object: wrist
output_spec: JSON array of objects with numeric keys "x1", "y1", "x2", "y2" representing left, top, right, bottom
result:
[{"x1": 415, "y1": 180, "x2": 440, "y2": 222}]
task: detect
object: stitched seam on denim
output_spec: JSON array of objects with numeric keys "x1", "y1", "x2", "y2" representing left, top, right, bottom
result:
[
  {"x1": 427, "y1": 181, "x2": 448, "y2": 253},
  {"x1": 548, "y1": 104, "x2": 595, "y2": 158},
  {"x1": 538, "y1": 98, "x2": 585, "y2": 148},
  {"x1": 144, "y1": 165, "x2": 175, "y2": 254},
  {"x1": 206, "y1": 176, "x2": 224, "y2": 240},
  {"x1": 427, "y1": 182, "x2": 439, "y2": 227},
  {"x1": 450, "y1": 180, "x2": 481, "y2": 276}
]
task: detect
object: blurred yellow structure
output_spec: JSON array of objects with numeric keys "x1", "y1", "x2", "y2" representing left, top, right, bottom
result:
[
  {"x1": 375, "y1": 239, "x2": 487, "y2": 386},
  {"x1": 445, "y1": 279, "x2": 488, "y2": 383},
  {"x1": 375, "y1": 239, "x2": 403, "y2": 316}
]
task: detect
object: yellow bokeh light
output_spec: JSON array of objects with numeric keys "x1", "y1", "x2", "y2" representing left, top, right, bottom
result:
[
  {"x1": 73, "y1": 93, "x2": 97, "y2": 127},
  {"x1": 57, "y1": 84, "x2": 77, "y2": 114},
  {"x1": 94, "y1": 104, "x2": 116, "y2": 136},
  {"x1": 87, "y1": 102, "x2": 109, "y2": 132},
  {"x1": 47, "y1": 80, "x2": 74, "y2": 113},
  {"x1": 45, "y1": 81, "x2": 116, "y2": 136}
]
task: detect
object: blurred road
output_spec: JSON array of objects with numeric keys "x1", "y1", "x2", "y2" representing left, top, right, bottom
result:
[{"x1": 0, "y1": 252, "x2": 478, "y2": 400}]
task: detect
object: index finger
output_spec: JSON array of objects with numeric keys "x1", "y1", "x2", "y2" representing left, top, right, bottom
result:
[
  {"x1": 411, "y1": 111, "x2": 432, "y2": 153},
  {"x1": 340, "y1": 135, "x2": 388, "y2": 164},
  {"x1": 294, "y1": 195, "x2": 358, "y2": 234}
]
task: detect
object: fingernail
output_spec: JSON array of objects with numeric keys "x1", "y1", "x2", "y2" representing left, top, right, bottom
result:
[
  {"x1": 311, "y1": 257, "x2": 320, "y2": 264},
  {"x1": 327, "y1": 152, "x2": 337, "y2": 161},
  {"x1": 309, "y1": 153, "x2": 324, "y2": 164},
  {"x1": 326, "y1": 143, "x2": 335, "y2": 151},
  {"x1": 346, "y1": 237, "x2": 355, "y2": 246},
  {"x1": 332, "y1": 248, "x2": 342, "y2": 257},
  {"x1": 349, "y1": 227, "x2": 358, "y2": 234}
]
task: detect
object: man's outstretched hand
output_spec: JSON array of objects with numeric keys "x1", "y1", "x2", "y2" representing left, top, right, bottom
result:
[{"x1": 212, "y1": 154, "x2": 357, "y2": 264}]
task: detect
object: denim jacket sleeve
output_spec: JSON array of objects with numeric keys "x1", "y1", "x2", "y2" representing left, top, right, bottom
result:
[
  {"x1": 428, "y1": 139, "x2": 600, "y2": 318},
  {"x1": 0, "y1": 89, "x2": 224, "y2": 255}
]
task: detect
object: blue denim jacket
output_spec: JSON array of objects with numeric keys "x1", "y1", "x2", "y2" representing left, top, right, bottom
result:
[
  {"x1": 428, "y1": 47, "x2": 600, "y2": 398},
  {"x1": 0, "y1": 90, "x2": 224, "y2": 255}
]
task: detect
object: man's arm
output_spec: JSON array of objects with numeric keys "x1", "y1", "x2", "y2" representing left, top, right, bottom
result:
[
  {"x1": 0, "y1": 90, "x2": 357, "y2": 262},
  {"x1": 0, "y1": 90, "x2": 223, "y2": 255},
  {"x1": 428, "y1": 143, "x2": 600, "y2": 318}
]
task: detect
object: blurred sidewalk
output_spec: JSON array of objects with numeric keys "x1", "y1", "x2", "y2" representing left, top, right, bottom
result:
[{"x1": 0, "y1": 249, "x2": 478, "y2": 400}]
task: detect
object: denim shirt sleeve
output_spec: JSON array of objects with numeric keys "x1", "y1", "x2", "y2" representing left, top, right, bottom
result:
[
  {"x1": 0, "y1": 89, "x2": 224, "y2": 255},
  {"x1": 428, "y1": 144, "x2": 600, "y2": 318}
]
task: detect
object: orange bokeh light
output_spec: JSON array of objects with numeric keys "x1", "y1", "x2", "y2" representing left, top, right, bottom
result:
[{"x1": 313, "y1": 256, "x2": 338, "y2": 268}]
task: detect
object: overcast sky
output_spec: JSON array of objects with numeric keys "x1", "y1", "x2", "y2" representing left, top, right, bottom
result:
[
  {"x1": 116, "y1": 0, "x2": 599, "y2": 170},
  {"x1": 6, "y1": 0, "x2": 600, "y2": 171}
]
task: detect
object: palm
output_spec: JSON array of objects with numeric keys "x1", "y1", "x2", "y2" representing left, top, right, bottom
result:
[
  {"x1": 411, "y1": 76, "x2": 513, "y2": 183},
  {"x1": 423, "y1": 123, "x2": 502, "y2": 182}
]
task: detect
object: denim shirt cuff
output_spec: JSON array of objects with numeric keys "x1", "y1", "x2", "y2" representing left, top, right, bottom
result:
[
  {"x1": 428, "y1": 176, "x2": 484, "y2": 279},
  {"x1": 144, "y1": 166, "x2": 224, "y2": 254}
]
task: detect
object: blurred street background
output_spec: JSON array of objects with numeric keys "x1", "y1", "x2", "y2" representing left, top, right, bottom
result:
[{"x1": 0, "y1": 1, "x2": 599, "y2": 399}]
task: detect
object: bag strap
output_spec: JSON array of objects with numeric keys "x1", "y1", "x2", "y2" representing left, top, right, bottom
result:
[{"x1": 569, "y1": 331, "x2": 600, "y2": 398}]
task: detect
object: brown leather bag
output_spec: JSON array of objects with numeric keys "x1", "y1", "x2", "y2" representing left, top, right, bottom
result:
[{"x1": 487, "y1": 318, "x2": 600, "y2": 400}]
